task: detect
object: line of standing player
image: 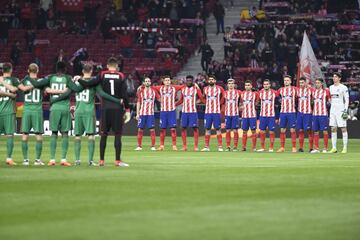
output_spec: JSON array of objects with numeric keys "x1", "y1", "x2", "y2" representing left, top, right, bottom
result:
[
  {"x1": 0, "y1": 58, "x2": 131, "y2": 166},
  {"x1": 135, "y1": 73, "x2": 349, "y2": 153}
]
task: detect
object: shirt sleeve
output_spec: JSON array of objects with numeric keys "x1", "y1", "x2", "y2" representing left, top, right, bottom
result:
[
  {"x1": 11, "y1": 78, "x2": 20, "y2": 87},
  {"x1": 79, "y1": 75, "x2": 101, "y2": 88},
  {"x1": 343, "y1": 85, "x2": 349, "y2": 110},
  {"x1": 29, "y1": 76, "x2": 50, "y2": 88}
]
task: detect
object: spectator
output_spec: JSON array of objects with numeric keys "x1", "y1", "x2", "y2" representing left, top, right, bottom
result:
[
  {"x1": 46, "y1": 4, "x2": 56, "y2": 29},
  {"x1": 21, "y1": 2, "x2": 33, "y2": 29},
  {"x1": 137, "y1": 3, "x2": 148, "y2": 23},
  {"x1": 126, "y1": 5, "x2": 137, "y2": 26},
  {"x1": 250, "y1": 49, "x2": 259, "y2": 68},
  {"x1": 144, "y1": 33, "x2": 157, "y2": 58},
  {"x1": 36, "y1": 6, "x2": 47, "y2": 29},
  {"x1": 84, "y1": 3, "x2": 98, "y2": 30},
  {"x1": 119, "y1": 30, "x2": 134, "y2": 58},
  {"x1": 198, "y1": 40, "x2": 214, "y2": 72},
  {"x1": 348, "y1": 101, "x2": 359, "y2": 120},
  {"x1": 213, "y1": 0, "x2": 225, "y2": 35},
  {"x1": 125, "y1": 74, "x2": 137, "y2": 97},
  {"x1": 9, "y1": 2, "x2": 20, "y2": 28},
  {"x1": 223, "y1": 27, "x2": 232, "y2": 58},
  {"x1": 257, "y1": 36, "x2": 267, "y2": 57},
  {"x1": 10, "y1": 41, "x2": 21, "y2": 66},
  {"x1": 100, "y1": 14, "x2": 112, "y2": 41},
  {"x1": 24, "y1": 30, "x2": 35, "y2": 52},
  {"x1": 0, "y1": 12, "x2": 10, "y2": 44}
]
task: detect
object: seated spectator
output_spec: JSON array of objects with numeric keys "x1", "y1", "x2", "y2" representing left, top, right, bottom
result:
[
  {"x1": 10, "y1": 41, "x2": 21, "y2": 66},
  {"x1": 24, "y1": 30, "x2": 35, "y2": 52},
  {"x1": 349, "y1": 101, "x2": 359, "y2": 121},
  {"x1": 21, "y1": 2, "x2": 33, "y2": 29}
]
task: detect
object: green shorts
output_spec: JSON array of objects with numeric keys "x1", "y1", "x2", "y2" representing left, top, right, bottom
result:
[
  {"x1": 21, "y1": 111, "x2": 44, "y2": 134},
  {"x1": 74, "y1": 114, "x2": 95, "y2": 136},
  {"x1": 50, "y1": 110, "x2": 71, "y2": 132},
  {"x1": 0, "y1": 114, "x2": 16, "y2": 135}
]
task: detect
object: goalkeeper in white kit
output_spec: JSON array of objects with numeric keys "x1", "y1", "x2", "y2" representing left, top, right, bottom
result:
[{"x1": 329, "y1": 73, "x2": 349, "y2": 153}]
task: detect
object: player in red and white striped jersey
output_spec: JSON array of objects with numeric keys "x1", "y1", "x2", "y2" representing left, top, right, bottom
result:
[
  {"x1": 201, "y1": 75, "x2": 225, "y2": 151},
  {"x1": 176, "y1": 75, "x2": 205, "y2": 151},
  {"x1": 152, "y1": 76, "x2": 183, "y2": 151},
  {"x1": 258, "y1": 79, "x2": 279, "y2": 152},
  {"x1": 278, "y1": 75, "x2": 298, "y2": 153},
  {"x1": 224, "y1": 79, "x2": 241, "y2": 151},
  {"x1": 240, "y1": 80, "x2": 259, "y2": 151},
  {"x1": 311, "y1": 78, "x2": 330, "y2": 153},
  {"x1": 135, "y1": 77, "x2": 160, "y2": 151},
  {"x1": 296, "y1": 77, "x2": 314, "y2": 152}
]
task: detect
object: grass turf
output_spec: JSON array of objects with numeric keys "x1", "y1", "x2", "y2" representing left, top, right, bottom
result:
[{"x1": 0, "y1": 136, "x2": 359, "y2": 240}]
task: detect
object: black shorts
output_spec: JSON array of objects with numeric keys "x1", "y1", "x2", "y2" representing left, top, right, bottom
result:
[{"x1": 100, "y1": 109, "x2": 124, "y2": 135}]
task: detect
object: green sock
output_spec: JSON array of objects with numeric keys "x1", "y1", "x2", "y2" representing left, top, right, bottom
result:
[
  {"x1": 22, "y1": 140, "x2": 28, "y2": 160},
  {"x1": 6, "y1": 136, "x2": 14, "y2": 159},
  {"x1": 74, "y1": 139, "x2": 81, "y2": 161},
  {"x1": 88, "y1": 139, "x2": 95, "y2": 162},
  {"x1": 50, "y1": 135, "x2": 57, "y2": 160},
  {"x1": 36, "y1": 141, "x2": 42, "y2": 160},
  {"x1": 61, "y1": 135, "x2": 69, "y2": 159}
]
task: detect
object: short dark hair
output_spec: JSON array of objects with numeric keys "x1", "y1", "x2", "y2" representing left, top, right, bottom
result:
[
  {"x1": 299, "y1": 77, "x2": 306, "y2": 81},
  {"x1": 244, "y1": 79, "x2": 252, "y2": 84},
  {"x1": 82, "y1": 63, "x2": 93, "y2": 73},
  {"x1": 56, "y1": 61, "x2": 67, "y2": 73},
  {"x1": 2, "y1": 62, "x2": 13, "y2": 73},
  {"x1": 208, "y1": 75, "x2": 216, "y2": 80},
  {"x1": 186, "y1": 75, "x2": 194, "y2": 79},
  {"x1": 263, "y1": 79, "x2": 270, "y2": 83},
  {"x1": 315, "y1": 78, "x2": 324, "y2": 83},
  {"x1": 283, "y1": 74, "x2": 292, "y2": 79},
  {"x1": 107, "y1": 57, "x2": 118, "y2": 67},
  {"x1": 333, "y1": 72, "x2": 342, "y2": 78},
  {"x1": 162, "y1": 75, "x2": 171, "y2": 79}
]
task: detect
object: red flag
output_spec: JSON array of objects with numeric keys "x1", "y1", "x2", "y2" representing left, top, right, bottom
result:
[{"x1": 57, "y1": 0, "x2": 84, "y2": 12}]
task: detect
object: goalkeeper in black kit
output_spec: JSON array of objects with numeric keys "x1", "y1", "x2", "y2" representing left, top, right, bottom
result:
[{"x1": 78, "y1": 57, "x2": 131, "y2": 167}]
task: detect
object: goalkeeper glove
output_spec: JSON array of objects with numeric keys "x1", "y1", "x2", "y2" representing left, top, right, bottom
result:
[
  {"x1": 341, "y1": 110, "x2": 349, "y2": 120},
  {"x1": 124, "y1": 111, "x2": 131, "y2": 124}
]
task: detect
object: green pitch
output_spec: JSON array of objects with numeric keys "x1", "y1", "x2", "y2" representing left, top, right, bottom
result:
[{"x1": 0, "y1": 136, "x2": 359, "y2": 240}]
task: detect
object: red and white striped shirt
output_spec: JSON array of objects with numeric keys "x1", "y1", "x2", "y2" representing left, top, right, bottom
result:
[
  {"x1": 179, "y1": 86, "x2": 205, "y2": 113},
  {"x1": 279, "y1": 86, "x2": 297, "y2": 113},
  {"x1": 137, "y1": 87, "x2": 159, "y2": 115},
  {"x1": 296, "y1": 87, "x2": 313, "y2": 114},
  {"x1": 224, "y1": 89, "x2": 241, "y2": 116},
  {"x1": 259, "y1": 89, "x2": 278, "y2": 117},
  {"x1": 153, "y1": 85, "x2": 182, "y2": 112},
  {"x1": 312, "y1": 88, "x2": 330, "y2": 116},
  {"x1": 204, "y1": 85, "x2": 225, "y2": 114},
  {"x1": 241, "y1": 91, "x2": 259, "y2": 118}
]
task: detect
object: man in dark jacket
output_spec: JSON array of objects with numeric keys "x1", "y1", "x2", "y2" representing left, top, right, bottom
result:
[
  {"x1": 198, "y1": 40, "x2": 214, "y2": 72},
  {"x1": 213, "y1": 0, "x2": 225, "y2": 35}
]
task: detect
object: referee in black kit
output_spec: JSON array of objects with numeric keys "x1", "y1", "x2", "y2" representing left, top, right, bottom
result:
[{"x1": 78, "y1": 57, "x2": 131, "y2": 167}]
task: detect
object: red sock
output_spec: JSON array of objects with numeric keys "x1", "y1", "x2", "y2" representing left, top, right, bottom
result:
[
  {"x1": 171, "y1": 129, "x2": 177, "y2": 146},
  {"x1": 314, "y1": 133, "x2": 319, "y2": 149},
  {"x1": 205, "y1": 134, "x2": 210, "y2": 148},
  {"x1": 323, "y1": 132, "x2": 328, "y2": 150},
  {"x1": 234, "y1": 131, "x2": 239, "y2": 148},
  {"x1": 308, "y1": 130, "x2": 314, "y2": 149},
  {"x1": 160, "y1": 129, "x2": 166, "y2": 146},
  {"x1": 270, "y1": 132, "x2": 275, "y2": 149},
  {"x1": 137, "y1": 129, "x2": 143, "y2": 147},
  {"x1": 299, "y1": 131, "x2": 304, "y2": 149},
  {"x1": 252, "y1": 132, "x2": 257, "y2": 149},
  {"x1": 242, "y1": 133, "x2": 247, "y2": 149},
  {"x1": 280, "y1": 132, "x2": 285, "y2": 148},
  {"x1": 226, "y1": 131, "x2": 231, "y2": 148},
  {"x1": 150, "y1": 129, "x2": 156, "y2": 147},
  {"x1": 193, "y1": 128, "x2": 199, "y2": 149},
  {"x1": 181, "y1": 128, "x2": 187, "y2": 147},
  {"x1": 217, "y1": 134, "x2": 223, "y2": 147},
  {"x1": 260, "y1": 132, "x2": 266, "y2": 149},
  {"x1": 291, "y1": 131, "x2": 297, "y2": 148}
]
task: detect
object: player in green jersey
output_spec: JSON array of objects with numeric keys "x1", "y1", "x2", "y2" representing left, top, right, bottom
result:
[
  {"x1": 0, "y1": 63, "x2": 33, "y2": 165},
  {"x1": 20, "y1": 63, "x2": 68, "y2": 166},
  {"x1": 28, "y1": 61, "x2": 83, "y2": 166},
  {"x1": 53, "y1": 63, "x2": 123, "y2": 166}
]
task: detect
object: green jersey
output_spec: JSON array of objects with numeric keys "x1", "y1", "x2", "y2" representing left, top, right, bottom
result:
[
  {"x1": 22, "y1": 76, "x2": 43, "y2": 112},
  {"x1": 0, "y1": 76, "x2": 19, "y2": 116},
  {"x1": 75, "y1": 84, "x2": 96, "y2": 116},
  {"x1": 29, "y1": 74, "x2": 82, "y2": 111}
]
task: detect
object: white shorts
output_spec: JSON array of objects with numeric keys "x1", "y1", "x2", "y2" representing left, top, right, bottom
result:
[{"x1": 329, "y1": 111, "x2": 347, "y2": 128}]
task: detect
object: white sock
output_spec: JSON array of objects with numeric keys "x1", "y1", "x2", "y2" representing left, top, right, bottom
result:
[
  {"x1": 343, "y1": 132, "x2": 348, "y2": 149},
  {"x1": 331, "y1": 132, "x2": 337, "y2": 149}
]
